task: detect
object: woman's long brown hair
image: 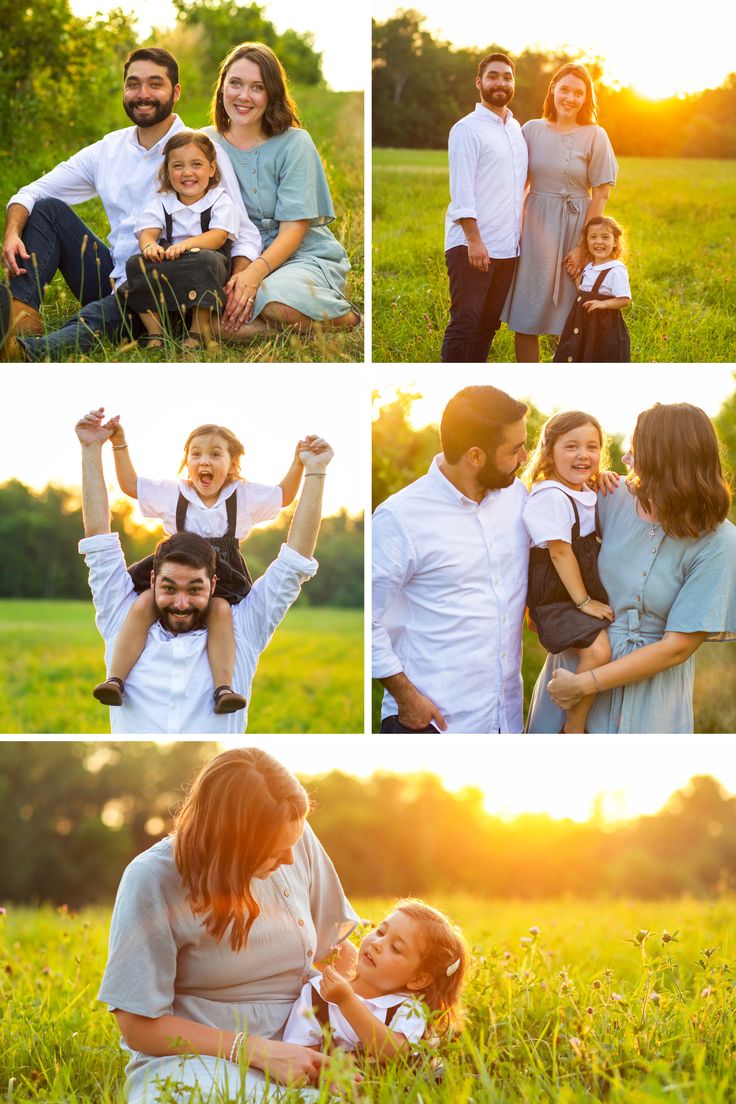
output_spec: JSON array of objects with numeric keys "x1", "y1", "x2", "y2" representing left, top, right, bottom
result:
[
  {"x1": 629, "y1": 403, "x2": 731, "y2": 538},
  {"x1": 211, "y1": 42, "x2": 300, "y2": 138},
  {"x1": 174, "y1": 749, "x2": 309, "y2": 951}
]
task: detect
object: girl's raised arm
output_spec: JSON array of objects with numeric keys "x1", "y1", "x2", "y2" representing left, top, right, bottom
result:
[{"x1": 107, "y1": 416, "x2": 139, "y2": 499}]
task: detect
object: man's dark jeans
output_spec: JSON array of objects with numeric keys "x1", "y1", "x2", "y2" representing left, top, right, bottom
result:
[
  {"x1": 440, "y1": 246, "x2": 517, "y2": 363},
  {"x1": 10, "y1": 197, "x2": 137, "y2": 360}
]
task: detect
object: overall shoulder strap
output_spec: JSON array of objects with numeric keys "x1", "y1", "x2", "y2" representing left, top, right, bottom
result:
[
  {"x1": 590, "y1": 267, "x2": 613, "y2": 295},
  {"x1": 163, "y1": 206, "x2": 173, "y2": 243},
  {"x1": 175, "y1": 491, "x2": 189, "y2": 533},
  {"x1": 225, "y1": 488, "x2": 238, "y2": 537},
  {"x1": 200, "y1": 205, "x2": 212, "y2": 233},
  {"x1": 556, "y1": 489, "x2": 581, "y2": 541},
  {"x1": 385, "y1": 1003, "x2": 404, "y2": 1027}
]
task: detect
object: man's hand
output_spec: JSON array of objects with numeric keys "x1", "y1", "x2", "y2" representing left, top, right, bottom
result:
[
  {"x1": 75, "y1": 407, "x2": 116, "y2": 448},
  {"x1": 319, "y1": 964, "x2": 354, "y2": 1006},
  {"x1": 467, "y1": 239, "x2": 490, "y2": 272},
  {"x1": 299, "y1": 436, "x2": 333, "y2": 474},
  {"x1": 395, "y1": 680, "x2": 447, "y2": 731},
  {"x1": 2, "y1": 232, "x2": 31, "y2": 277}
]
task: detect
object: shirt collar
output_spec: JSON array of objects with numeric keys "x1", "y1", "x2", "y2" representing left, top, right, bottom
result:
[
  {"x1": 531, "y1": 479, "x2": 597, "y2": 504},
  {"x1": 310, "y1": 974, "x2": 408, "y2": 1008},
  {"x1": 473, "y1": 103, "x2": 515, "y2": 125},
  {"x1": 165, "y1": 185, "x2": 226, "y2": 213},
  {"x1": 128, "y1": 114, "x2": 185, "y2": 155}
]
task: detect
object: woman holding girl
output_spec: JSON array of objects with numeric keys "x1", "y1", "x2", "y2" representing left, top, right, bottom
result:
[
  {"x1": 527, "y1": 403, "x2": 736, "y2": 733},
  {"x1": 204, "y1": 43, "x2": 360, "y2": 338},
  {"x1": 502, "y1": 63, "x2": 619, "y2": 362}
]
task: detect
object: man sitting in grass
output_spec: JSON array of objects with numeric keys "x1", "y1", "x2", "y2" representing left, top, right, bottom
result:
[
  {"x1": 0, "y1": 47, "x2": 260, "y2": 362},
  {"x1": 75, "y1": 408, "x2": 331, "y2": 734}
]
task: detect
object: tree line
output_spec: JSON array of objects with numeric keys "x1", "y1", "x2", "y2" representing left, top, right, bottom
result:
[
  {"x1": 372, "y1": 386, "x2": 736, "y2": 515},
  {"x1": 1, "y1": 742, "x2": 735, "y2": 905},
  {"x1": 0, "y1": 481, "x2": 363, "y2": 607},
  {"x1": 372, "y1": 10, "x2": 736, "y2": 157},
  {"x1": 2, "y1": 0, "x2": 323, "y2": 183}
]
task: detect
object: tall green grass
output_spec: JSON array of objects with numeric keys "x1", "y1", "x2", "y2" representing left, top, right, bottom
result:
[
  {"x1": 1, "y1": 85, "x2": 363, "y2": 364},
  {"x1": 372, "y1": 149, "x2": 736, "y2": 363},
  {"x1": 0, "y1": 600, "x2": 362, "y2": 734},
  {"x1": 3, "y1": 897, "x2": 734, "y2": 1102}
]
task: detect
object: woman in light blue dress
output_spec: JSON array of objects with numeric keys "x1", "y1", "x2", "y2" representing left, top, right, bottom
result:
[
  {"x1": 204, "y1": 42, "x2": 360, "y2": 339},
  {"x1": 527, "y1": 404, "x2": 736, "y2": 733}
]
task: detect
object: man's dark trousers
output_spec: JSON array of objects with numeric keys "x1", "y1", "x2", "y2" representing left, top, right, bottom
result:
[
  {"x1": 9, "y1": 197, "x2": 136, "y2": 360},
  {"x1": 440, "y1": 245, "x2": 517, "y2": 363}
]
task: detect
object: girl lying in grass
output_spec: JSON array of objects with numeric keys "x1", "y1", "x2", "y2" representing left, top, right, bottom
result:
[{"x1": 283, "y1": 899, "x2": 468, "y2": 1059}]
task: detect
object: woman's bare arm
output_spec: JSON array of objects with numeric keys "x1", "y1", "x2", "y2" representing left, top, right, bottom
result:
[
  {"x1": 114, "y1": 1011, "x2": 329, "y2": 1082},
  {"x1": 548, "y1": 630, "x2": 709, "y2": 708}
]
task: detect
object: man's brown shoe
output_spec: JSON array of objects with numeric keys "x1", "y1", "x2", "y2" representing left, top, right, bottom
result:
[{"x1": 0, "y1": 287, "x2": 43, "y2": 360}]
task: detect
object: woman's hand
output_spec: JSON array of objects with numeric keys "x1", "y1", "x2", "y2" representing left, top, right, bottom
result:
[
  {"x1": 596, "y1": 470, "x2": 620, "y2": 496},
  {"x1": 580, "y1": 599, "x2": 614, "y2": 621},
  {"x1": 563, "y1": 245, "x2": 585, "y2": 278},
  {"x1": 547, "y1": 668, "x2": 589, "y2": 708},
  {"x1": 246, "y1": 1037, "x2": 329, "y2": 1086},
  {"x1": 222, "y1": 266, "x2": 264, "y2": 330}
]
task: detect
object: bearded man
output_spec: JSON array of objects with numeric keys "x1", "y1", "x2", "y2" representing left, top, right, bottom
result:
[
  {"x1": 440, "y1": 53, "x2": 528, "y2": 363},
  {"x1": 372, "y1": 386, "x2": 530, "y2": 734}
]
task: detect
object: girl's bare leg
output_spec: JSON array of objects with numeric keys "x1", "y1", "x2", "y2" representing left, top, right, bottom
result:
[
  {"x1": 515, "y1": 332, "x2": 540, "y2": 362},
  {"x1": 563, "y1": 629, "x2": 611, "y2": 733},
  {"x1": 206, "y1": 597, "x2": 246, "y2": 713},
  {"x1": 93, "y1": 590, "x2": 157, "y2": 704},
  {"x1": 139, "y1": 311, "x2": 165, "y2": 347}
]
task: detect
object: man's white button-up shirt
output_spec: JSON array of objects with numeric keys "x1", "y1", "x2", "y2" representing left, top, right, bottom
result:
[
  {"x1": 444, "y1": 103, "x2": 528, "y2": 258},
  {"x1": 8, "y1": 116, "x2": 262, "y2": 285},
  {"x1": 372, "y1": 456, "x2": 529, "y2": 734},
  {"x1": 79, "y1": 532, "x2": 317, "y2": 734}
]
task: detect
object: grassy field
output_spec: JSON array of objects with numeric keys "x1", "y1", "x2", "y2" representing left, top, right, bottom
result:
[
  {"x1": 372, "y1": 626, "x2": 736, "y2": 732},
  {"x1": 372, "y1": 149, "x2": 736, "y2": 363},
  {"x1": 1, "y1": 85, "x2": 363, "y2": 364},
  {"x1": 2, "y1": 896, "x2": 735, "y2": 1102},
  {"x1": 0, "y1": 600, "x2": 362, "y2": 734}
]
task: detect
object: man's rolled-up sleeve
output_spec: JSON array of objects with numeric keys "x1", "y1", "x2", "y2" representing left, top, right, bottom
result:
[
  {"x1": 447, "y1": 124, "x2": 479, "y2": 225},
  {"x1": 234, "y1": 543, "x2": 317, "y2": 654},
  {"x1": 372, "y1": 505, "x2": 413, "y2": 680},
  {"x1": 8, "y1": 142, "x2": 100, "y2": 215},
  {"x1": 78, "y1": 532, "x2": 137, "y2": 643}
]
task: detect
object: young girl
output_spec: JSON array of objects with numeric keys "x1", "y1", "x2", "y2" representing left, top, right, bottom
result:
[
  {"x1": 92, "y1": 418, "x2": 307, "y2": 714},
  {"x1": 523, "y1": 412, "x2": 615, "y2": 734},
  {"x1": 554, "y1": 216, "x2": 632, "y2": 363},
  {"x1": 125, "y1": 130, "x2": 241, "y2": 352},
  {"x1": 282, "y1": 900, "x2": 468, "y2": 1059}
]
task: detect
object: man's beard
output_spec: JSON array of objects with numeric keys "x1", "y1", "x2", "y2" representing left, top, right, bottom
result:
[
  {"x1": 484, "y1": 87, "x2": 513, "y2": 107},
  {"x1": 477, "y1": 455, "x2": 518, "y2": 491},
  {"x1": 155, "y1": 601, "x2": 209, "y2": 634},
  {"x1": 123, "y1": 92, "x2": 175, "y2": 128}
]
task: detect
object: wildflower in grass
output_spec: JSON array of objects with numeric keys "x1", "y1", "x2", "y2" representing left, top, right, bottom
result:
[
  {"x1": 520, "y1": 936, "x2": 531, "y2": 946},
  {"x1": 701, "y1": 986, "x2": 713, "y2": 998},
  {"x1": 529, "y1": 925, "x2": 540, "y2": 936},
  {"x1": 650, "y1": 991, "x2": 660, "y2": 1005},
  {"x1": 592, "y1": 980, "x2": 601, "y2": 990},
  {"x1": 586, "y1": 1006, "x2": 594, "y2": 1015},
  {"x1": 0, "y1": 906, "x2": 6, "y2": 915},
  {"x1": 611, "y1": 992, "x2": 623, "y2": 1002},
  {"x1": 661, "y1": 929, "x2": 679, "y2": 944}
]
